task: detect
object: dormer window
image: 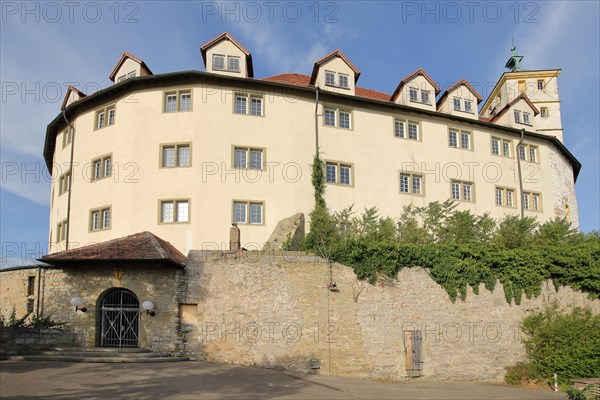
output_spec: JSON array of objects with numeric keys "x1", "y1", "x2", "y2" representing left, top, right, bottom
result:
[
  {"x1": 523, "y1": 112, "x2": 531, "y2": 125},
  {"x1": 213, "y1": 54, "x2": 226, "y2": 70},
  {"x1": 453, "y1": 97, "x2": 461, "y2": 111},
  {"x1": 421, "y1": 91, "x2": 430, "y2": 104},
  {"x1": 118, "y1": 75, "x2": 126, "y2": 82},
  {"x1": 464, "y1": 100, "x2": 473, "y2": 113},
  {"x1": 228, "y1": 56, "x2": 240, "y2": 72},
  {"x1": 338, "y1": 74, "x2": 349, "y2": 88},
  {"x1": 514, "y1": 110, "x2": 522, "y2": 123},
  {"x1": 324, "y1": 71, "x2": 350, "y2": 89},
  {"x1": 409, "y1": 88, "x2": 418, "y2": 102},
  {"x1": 127, "y1": 71, "x2": 136, "y2": 78}
]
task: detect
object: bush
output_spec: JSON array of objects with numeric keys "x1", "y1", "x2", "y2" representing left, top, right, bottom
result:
[{"x1": 506, "y1": 303, "x2": 600, "y2": 385}]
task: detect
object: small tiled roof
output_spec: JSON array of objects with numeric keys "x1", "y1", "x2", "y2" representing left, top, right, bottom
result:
[
  {"x1": 199, "y1": 32, "x2": 254, "y2": 77},
  {"x1": 391, "y1": 68, "x2": 441, "y2": 101},
  {"x1": 108, "y1": 51, "x2": 153, "y2": 82},
  {"x1": 309, "y1": 50, "x2": 361, "y2": 85},
  {"x1": 490, "y1": 93, "x2": 540, "y2": 122},
  {"x1": 261, "y1": 73, "x2": 390, "y2": 102},
  {"x1": 60, "y1": 85, "x2": 87, "y2": 110},
  {"x1": 437, "y1": 78, "x2": 484, "y2": 105},
  {"x1": 40, "y1": 231, "x2": 186, "y2": 268}
]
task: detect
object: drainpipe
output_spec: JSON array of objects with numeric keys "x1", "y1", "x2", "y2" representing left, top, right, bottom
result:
[
  {"x1": 62, "y1": 109, "x2": 75, "y2": 250},
  {"x1": 516, "y1": 128, "x2": 525, "y2": 219},
  {"x1": 314, "y1": 87, "x2": 320, "y2": 154}
]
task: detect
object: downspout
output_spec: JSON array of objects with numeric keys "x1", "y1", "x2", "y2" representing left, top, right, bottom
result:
[
  {"x1": 62, "y1": 108, "x2": 75, "y2": 250},
  {"x1": 516, "y1": 129, "x2": 525, "y2": 219},
  {"x1": 314, "y1": 87, "x2": 320, "y2": 154}
]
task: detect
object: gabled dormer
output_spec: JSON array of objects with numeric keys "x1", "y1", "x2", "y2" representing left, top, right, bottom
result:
[
  {"x1": 490, "y1": 93, "x2": 539, "y2": 130},
  {"x1": 109, "y1": 52, "x2": 152, "y2": 83},
  {"x1": 200, "y1": 32, "x2": 254, "y2": 78},
  {"x1": 390, "y1": 68, "x2": 440, "y2": 111},
  {"x1": 436, "y1": 79, "x2": 482, "y2": 120},
  {"x1": 309, "y1": 50, "x2": 360, "y2": 96},
  {"x1": 61, "y1": 85, "x2": 86, "y2": 109}
]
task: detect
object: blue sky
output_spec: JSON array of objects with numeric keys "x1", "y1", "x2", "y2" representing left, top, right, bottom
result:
[{"x1": 1, "y1": 1, "x2": 598, "y2": 266}]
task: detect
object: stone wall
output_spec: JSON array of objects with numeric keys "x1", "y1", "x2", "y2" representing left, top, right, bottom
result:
[
  {"x1": 549, "y1": 148, "x2": 579, "y2": 226},
  {"x1": 1, "y1": 254, "x2": 598, "y2": 382},
  {"x1": 181, "y1": 251, "x2": 599, "y2": 382},
  {"x1": 0, "y1": 266, "x2": 40, "y2": 318},
  {"x1": 0, "y1": 327, "x2": 75, "y2": 353}
]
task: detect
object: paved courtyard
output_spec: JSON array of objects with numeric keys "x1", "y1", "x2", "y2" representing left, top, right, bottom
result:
[{"x1": 0, "y1": 360, "x2": 565, "y2": 399}]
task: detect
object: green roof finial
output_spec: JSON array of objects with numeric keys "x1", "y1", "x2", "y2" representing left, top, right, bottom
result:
[{"x1": 505, "y1": 35, "x2": 523, "y2": 72}]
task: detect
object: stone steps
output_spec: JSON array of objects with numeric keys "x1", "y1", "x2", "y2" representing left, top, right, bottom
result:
[{"x1": 0, "y1": 347, "x2": 189, "y2": 363}]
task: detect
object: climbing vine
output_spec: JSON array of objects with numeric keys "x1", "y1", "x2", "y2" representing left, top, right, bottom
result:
[{"x1": 304, "y1": 202, "x2": 600, "y2": 304}]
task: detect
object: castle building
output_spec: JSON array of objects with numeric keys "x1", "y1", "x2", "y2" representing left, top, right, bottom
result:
[{"x1": 44, "y1": 32, "x2": 580, "y2": 255}]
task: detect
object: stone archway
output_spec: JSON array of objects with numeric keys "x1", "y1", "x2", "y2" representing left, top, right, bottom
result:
[{"x1": 96, "y1": 288, "x2": 140, "y2": 348}]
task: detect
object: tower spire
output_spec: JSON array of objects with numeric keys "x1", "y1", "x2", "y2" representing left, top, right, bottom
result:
[{"x1": 505, "y1": 36, "x2": 524, "y2": 72}]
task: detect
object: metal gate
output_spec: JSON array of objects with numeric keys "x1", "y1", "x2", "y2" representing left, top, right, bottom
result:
[{"x1": 100, "y1": 289, "x2": 140, "y2": 347}]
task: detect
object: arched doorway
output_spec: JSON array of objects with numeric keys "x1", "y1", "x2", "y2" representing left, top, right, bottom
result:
[{"x1": 98, "y1": 288, "x2": 140, "y2": 348}]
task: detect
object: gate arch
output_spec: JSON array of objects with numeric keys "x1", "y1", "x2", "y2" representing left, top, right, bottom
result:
[{"x1": 96, "y1": 288, "x2": 140, "y2": 348}]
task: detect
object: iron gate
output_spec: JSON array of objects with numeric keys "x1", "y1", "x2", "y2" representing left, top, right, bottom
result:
[{"x1": 100, "y1": 289, "x2": 140, "y2": 347}]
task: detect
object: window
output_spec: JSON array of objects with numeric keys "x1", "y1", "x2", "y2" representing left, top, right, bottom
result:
[
  {"x1": 514, "y1": 110, "x2": 521, "y2": 123},
  {"x1": 233, "y1": 201, "x2": 264, "y2": 224},
  {"x1": 90, "y1": 206, "x2": 111, "y2": 231},
  {"x1": 448, "y1": 129, "x2": 458, "y2": 148},
  {"x1": 523, "y1": 112, "x2": 531, "y2": 125},
  {"x1": 118, "y1": 75, "x2": 126, "y2": 82},
  {"x1": 464, "y1": 100, "x2": 473, "y2": 113},
  {"x1": 518, "y1": 144, "x2": 539, "y2": 163},
  {"x1": 540, "y1": 107, "x2": 548, "y2": 118},
  {"x1": 453, "y1": 97, "x2": 461, "y2": 111},
  {"x1": 91, "y1": 154, "x2": 112, "y2": 180},
  {"x1": 59, "y1": 170, "x2": 71, "y2": 196},
  {"x1": 160, "y1": 200, "x2": 190, "y2": 223},
  {"x1": 95, "y1": 105, "x2": 115, "y2": 130},
  {"x1": 522, "y1": 192, "x2": 542, "y2": 212},
  {"x1": 56, "y1": 219, "x2": 68, "y2": 242},
  {"x1": 449, "y1": 129, "x2": 471, "y2": 150},
  {"x1": 234, "y1": 94, "x2": 263, "y2": 116},
  {"x1": 399, "y1": 173, "x2": 423, "y2": 195},
  {"x1": 537, "y1": 79, "x2": 544, "y2": 90},
  {"x1": 323, "y1": 107, "x2": 351, "y2": 129},
  {"x1": 338, "y1": 74, "x2": 349, "y2": 88},
  {"x1": 451, "y1": 180, "x2": 473, "y2": 202},
  {"x1": 421, "y1": 91, "x2": 430, "y2": 104},
  {"x1": 161, "y1": 144, "x2": 190, "y2": 168},
  {"x1": 491, "y1": 137, "x2": 512, "y2": 157},
  {"x1": 394, "y1": 118, "x2": 419, "y2": 140},
  {"x1": 227, "y1": 56, "x2": 240, "y2": 72},
  {"x1": 212, "y1": 54, "x2": 225, "y2": 70},
  {"x1": 127, "y1": 71, "x2": 136, "y2": 78},
  {"x1": 325, "y1": 161, "x2": 352, "y2": 186},
  {"x1": 62, "y1": 127, "x2": 73, "y2": 148},
  {"x1": 394, "y1": 119, "x2": 406, "y2": 138},
  {"x1": 495, "y1": 187, "x2": 516, "y2": 208},
  {"x1": 325, "y1": 71, "x2": 350, "y2": 88},
  {"x1": 233, "y1": 147, "x2": 263, "y2": 170},
  {"x1": 518, "y1": 80, "x2": 526, "y2": 92},
  {"x1": 27, "y1": 276, "x2": 35, "y2": 296},
  {"x1": 164, "y1": 90, "x2": 192, "y2": 113},
  {"x1": 409, "y1": 87, "x2": 418, "y2": 102}
]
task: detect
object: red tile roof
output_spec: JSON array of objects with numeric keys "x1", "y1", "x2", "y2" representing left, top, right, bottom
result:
[
  {"x1": 108, "y1": 51, "x2": 153, "y2": 82},
  {"x1": 40, "y1": 231, "x2": 186, "y2": 268},
  {"x1": 199, "y1": 32, "x2": 254, "y2": 77},
  {"x1": 262, "y1": 73, "x2": 390, "y2": 102},
  {"x1": 437, "y1": 78, "x2": 483, "y2": 106},
  {"x1": 391, "y1": 68, "x2": 441, "y2": 101},
  {"x1": 309, "y1": 49, "x2": 361, "y2": 85}
]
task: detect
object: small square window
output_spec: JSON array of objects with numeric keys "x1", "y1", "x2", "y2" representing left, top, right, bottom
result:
[
  {"x1": 409, "y1": 88, "x2": 418, "y2": 102},
  {"x1": 325, "y1": 161, "x2": 352, "y2": 186},
  {"x1": 161, "y1": 144, "x2": 191, "y2": 168},
  {"x1": 338, "y1": 74, "x2": 349, "y2": 88},
  {"x1": 449, "y1": 130, "x2": 458, "y2": 148},
  {"x1": 453, "y1": 98, "x2": 461, "y2": 111},
  {"x1": 537, "y1": 79, "x2": 544, "y2": 90},
  {"x1": 228, "y1": 56, "x2": 240, "y2": 72},
  {"x1": 325, "y1": 71, "x2": 336, "y2": 86},
  {"x1": 90, "y1": 206, "x2": 111, "y2": 231},
  {"x1": 213, "y1": 54, "x2": 225, "y2": 70},
  {"x1": 324, "y1": 109, "x2": 336, "y2": 126},
  {"x1": 540, "y1": 107, "x2": 548, "y2": 118},
  {"x1": 161, "y1": 200, "x2": 189, "y2": 223},
  {"x1": 233, "y1": 201, "x2": 264, "y2": 224}
]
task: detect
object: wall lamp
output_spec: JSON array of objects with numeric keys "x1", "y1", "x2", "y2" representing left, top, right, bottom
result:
[
  {"x1": 142, "y1": 301, "x2": 155, "y2": 317},
  {"x1": 71, "y1": 297, "x2": 87, "y2": 312}
]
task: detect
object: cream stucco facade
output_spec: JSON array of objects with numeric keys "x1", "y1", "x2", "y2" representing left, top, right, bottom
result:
[{"x1": 44, "y1": 34, "x2": 580, "y2": 255}]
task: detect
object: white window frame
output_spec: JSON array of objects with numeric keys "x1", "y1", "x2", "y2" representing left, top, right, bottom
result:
[
  {"x1": 233, "y1": 146, "x2": 264, "y2": 170},
  {"x1": 323, "y1": 106, "x2": 352, "y2": 129},
  {"x1": 58, "y1": 170, "x2": 71, "y2": 196},
  {"x1": 233, "y1": 200, "x2": 264, "y2": 225},
  {"x1": 453, "y1": 97, "x2": 461, "y2": 111},
  {"x1": 451, "y1": 180, "x2": 474, "y2": 202},
  {"x1": 164, "y1": 90, "x2": 192, "y2": 113},
  {"x1": 540, "y1": 107, "x2": 549, "y2": 118},
  {"x1": 420, "y1": 90, "x2": 430, "y2": 105},
  {"x1": 212, "y1": 54, "x2": 226, "y2": 71},
  {"x1": 89, "y1": 206, "x2": 111, "y2": 231},
  {"x1": 464, "y1": 100, "x2": 473, "y2": 113},
  {"x1": 495, "y1": 187, "x2": 516, "y2": 208},
  {"x1": 492, "y1": 137, "x2": 512, "y2": 158},
  {"x1": 161, "y1": 143, "x2": 191, "y2": 168},
  {"x1": 227, "y1": 56, "x2": 241, "y2": 72},
  {"x1": 91, "y1": 154, "x2": 112, "y2": 181},
  {"x1": 95, "y1": 105, "x2": 115, "y2": 130},
  {"x1": 325, "y1": 161, "x2": 353, "y2": 186},
  {"x1": 338, "y1": 73, "x2": 349, "y2": 88},
  {"x1": 234, "y1": 93, "x2": 263, "y2": 116},
  {"x1": 160, "y1": 199, "x2": 190, "y2": 223},
  {"x1": 399, "y1": 172, "x2": 424, "y2": 195}
]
